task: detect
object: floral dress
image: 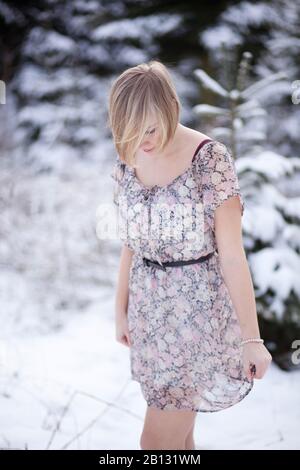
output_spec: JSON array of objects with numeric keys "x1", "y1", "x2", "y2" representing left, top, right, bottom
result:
[{"x1": 111, "y1": 139, "x2": 254, "y2": 412}]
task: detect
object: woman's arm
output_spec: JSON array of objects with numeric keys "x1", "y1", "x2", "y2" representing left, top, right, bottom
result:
[
  {"x1": 215, "y1": 196, "x2": 259, "y2": 339},
  {"x1": 115, "y1": 244, "x2": 134, "y2": 348},
  {"x1": 115, "y1": 244, "x2": 134, "y2": 318},
  {"x1": 214, "y1": 196, "x2": 272, "y2": 379}
]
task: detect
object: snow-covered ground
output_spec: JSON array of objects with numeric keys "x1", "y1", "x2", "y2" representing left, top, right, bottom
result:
[{"x1": 0, "y1": 288, "x2": 299, "y2": 450}]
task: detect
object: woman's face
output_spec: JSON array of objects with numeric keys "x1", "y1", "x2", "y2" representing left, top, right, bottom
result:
[{"x1": 139, "y1": 120, "x2": 160, "y2": 154}]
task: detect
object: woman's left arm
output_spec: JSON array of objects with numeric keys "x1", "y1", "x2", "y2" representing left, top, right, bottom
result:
[{"x1": 215, "y1": 196, "x2": 273, "y2": 381}]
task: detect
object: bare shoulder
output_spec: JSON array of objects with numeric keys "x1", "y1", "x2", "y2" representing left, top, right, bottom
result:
[
  {"x1": 176, "y1": 126, "x2": 215, "y2": 167},
  {"x1": 181, "y1": 126, "x2": 213, "y2": 148}
]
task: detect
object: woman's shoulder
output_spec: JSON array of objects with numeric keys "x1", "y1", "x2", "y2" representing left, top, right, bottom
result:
[
  {"x1": 184, "y1": 128, "x2": 212, "y2": 146},
  {"x1": 184, "y1": 128, "x2": 222, "y2": 154},
  {"x1": 192, "y1": 136, "x2": 234, "y2": 183},
  {"x1": 197, "y1": 138, "x2": 230, "y2": 164}
]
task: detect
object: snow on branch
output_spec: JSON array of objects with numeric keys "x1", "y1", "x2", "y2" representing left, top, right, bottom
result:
[
  {"x1": 193, "y1": 69, "x2": 229, "y2": 98},
  {"x1": 242, "y1": 71, "x2": 289, "y2": 100},
  {"x1": 193, "y1": 104, "x2": 229, "y2": 117}
]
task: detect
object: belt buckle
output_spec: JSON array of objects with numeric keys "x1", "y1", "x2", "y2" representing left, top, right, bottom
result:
[
  {"x1": 156, "y1": 260, "x2": 166, "y2": 272},
  {"x1": 143, "y1": 257, "x2": 166, "y2": 272}
]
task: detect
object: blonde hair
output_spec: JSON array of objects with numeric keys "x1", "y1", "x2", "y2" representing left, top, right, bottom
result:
[{"x1": 107, "y1": 60, "x2": 181, "y2": 167}]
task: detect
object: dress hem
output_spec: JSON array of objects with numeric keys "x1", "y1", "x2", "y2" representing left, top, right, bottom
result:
[{"x1": 130, "y1": 374, "x2": 254, "y2": 413}]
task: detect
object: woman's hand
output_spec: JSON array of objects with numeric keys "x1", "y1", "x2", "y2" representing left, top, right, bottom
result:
[
  {"x1": 115, "y1": 311, "x2": 132, "y2": 348},
  {"x1": 242, "y1": 342, "x2": 272, "y2": 380}
]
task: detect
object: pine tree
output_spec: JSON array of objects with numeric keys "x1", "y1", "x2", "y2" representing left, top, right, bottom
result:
[{"x1": 200, "y1": 0, "x2": 300, "y2": 158}]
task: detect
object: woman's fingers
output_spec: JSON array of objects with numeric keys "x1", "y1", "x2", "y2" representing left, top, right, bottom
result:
[
  {"x1": 245, "y1": 363, "x2": 253, "y2": 381},
  {"x1": 125, "y1": 333, "x2": 131, "y2": 347},
  {"x1": 248, "y1": 356, "x2": 272, "y2": 380},
  {"x1": 120, "y1": 331, "x2": 131, "y2": 348},
  {"x1": 243, "y1": 344, "x2": 273, "y2": 380},
  {"x1": 115, "y1": 315, "x2": 132, "y2": 347}
]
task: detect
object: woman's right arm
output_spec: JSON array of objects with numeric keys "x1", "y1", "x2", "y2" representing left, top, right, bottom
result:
[{"x1": 115, "y1": 244, "x2": 134, "y2": 348}]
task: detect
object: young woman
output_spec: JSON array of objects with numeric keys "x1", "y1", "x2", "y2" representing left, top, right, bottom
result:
[{"x1": 108, "y1": 60, "x2": 272, "y2": 450}]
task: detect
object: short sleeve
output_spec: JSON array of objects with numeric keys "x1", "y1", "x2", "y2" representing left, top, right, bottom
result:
[
  {"x1": 200, "y1": 141, "x2": 244, "y2": 227},
  {"x1": 110, "y1": 157, "x2": 133, "y2": 251},
  {"x1": 110, "y1": 157, "x2": 126, "y2": 207}
]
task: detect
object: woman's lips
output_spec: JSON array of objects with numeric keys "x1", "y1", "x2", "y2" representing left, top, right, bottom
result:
[{"x1": 143, "y1": 147, "x2": 154, "y2": 152}]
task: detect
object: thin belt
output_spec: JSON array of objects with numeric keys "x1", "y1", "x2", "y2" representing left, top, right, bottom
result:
[{"x1": 142, "y1": 250, "x2": 215, "y2": 272}]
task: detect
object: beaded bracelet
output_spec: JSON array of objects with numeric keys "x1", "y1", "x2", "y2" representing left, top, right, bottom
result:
[{"x1": 241, "y1": 338, "x2": 264, "y2": 346}]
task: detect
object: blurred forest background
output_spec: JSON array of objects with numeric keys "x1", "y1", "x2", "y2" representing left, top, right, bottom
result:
[{"x1": 0, "y1": 0, "x2": 300, "y2": 450}]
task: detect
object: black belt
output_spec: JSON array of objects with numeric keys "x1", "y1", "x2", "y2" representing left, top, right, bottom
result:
[{"x1": 142, "y1": 251, "x2": 215, "y2": 272}]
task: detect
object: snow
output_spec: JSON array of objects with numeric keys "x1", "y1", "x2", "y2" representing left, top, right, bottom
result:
[
  {"x1": 243, "y1": 206, "x2": 285, "y2": 243},
  {"x1": 223, "y1": 1, "x2": 276, "y2": 27},
  {"x1": 16, "y1": 66, "x2": 78, "y2": 99},
  {"x1": 23, "y1": 28, "x2": 76, "y2": 57},
  {"x1": 242, "y1": 71, "x2": 289, "y2": 100},
  {"x1": 0, "y1": 147, "x2": 121, "y2": 334},
  {"x1": 194, "y1": 69, "x2": 229, "y2": 98},
  {"x1": 238, "y1": 151, "x2": 294, "y2": 180},
  {"x1": 0, "y1": 297, "x2": 299, "y2": 450},
  {"x1": 0, "y1": 0, "x2": 24, "y2": 25},
  {"x1": 107, "y1": 45, "x2": 148, "y2": 67},
  {"x1": 92, "y1": 14, "x2": 182, "y2": 42},
  {"x1": 200, "y1": 25, "x2": 242, "y2": 49},
  {"x1": 201, "y1": 0, "x2": 300, "y2": 158},
  {"x1": 237, "y1": 99, "x2": 262, "y2": 113},
  {"x1": 249, "y1": 247, "x2": 300, "y2": 306},
  {"x1": 193, "y1": 104, "x2": 229, "y2": 117}
]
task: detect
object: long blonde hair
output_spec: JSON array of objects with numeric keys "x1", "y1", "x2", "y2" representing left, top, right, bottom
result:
[{"x1": 107, "y1": 60, "x2": 181, "y2": 167}]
